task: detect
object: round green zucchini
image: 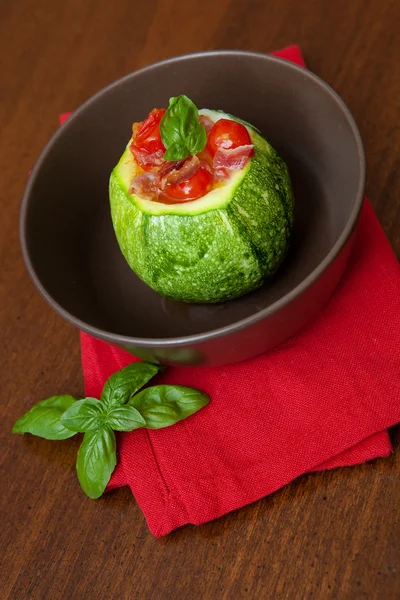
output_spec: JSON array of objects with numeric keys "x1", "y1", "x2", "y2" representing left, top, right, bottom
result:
[{"x1": 109, "y1": 109, "x2": 294, "y2": 303}]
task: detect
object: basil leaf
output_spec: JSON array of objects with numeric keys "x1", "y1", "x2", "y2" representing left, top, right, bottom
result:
[
  {"x1": 186, "y1": 125, "x2": 207, "y2": 155},
  {"x1": 161, "y1": 113, "x2": 182, "y2": 147},
  {"x1": 60, "y1": 398, "x2": 104, "y2": 432},
  {"x1": 12, "y1": 395, "x2": 78, "y2": 440},
  {"x1": 163, "y1": 142, "x2": 189, "y2": 161},
  {"x1": 106, "y1": 405, "x2": 146, "y2": 431},
  {"x1": 160, "y1": 95, "x2": 207, "y2": 160},
  {"x1": 100, "y1": 362, "x2": 163, "y2": 407},
  {"x1": 128, "y1": 385, "x2": 210, "y2": 429},
  {"x1": 76, "y1": 427, "x2": 116, "y2": 499}
]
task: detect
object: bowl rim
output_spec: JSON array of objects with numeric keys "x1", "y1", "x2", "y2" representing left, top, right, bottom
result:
[{"x1": 20, "y1": 49, "x2": 365, "y2": 348}]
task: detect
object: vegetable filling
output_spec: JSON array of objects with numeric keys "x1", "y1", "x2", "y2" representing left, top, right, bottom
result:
[{"x1": 128, "y1": 95, "x2": 254, "y2": 203}]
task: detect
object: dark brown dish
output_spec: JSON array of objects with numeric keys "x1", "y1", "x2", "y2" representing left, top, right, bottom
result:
[{"x1": 20, "y1": 51, "x2": 365, "y2": 366}]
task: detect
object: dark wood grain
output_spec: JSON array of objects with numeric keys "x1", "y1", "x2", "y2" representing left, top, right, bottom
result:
[{"x1": 1, "y1": 1, "x2": 399, "y2": 598}]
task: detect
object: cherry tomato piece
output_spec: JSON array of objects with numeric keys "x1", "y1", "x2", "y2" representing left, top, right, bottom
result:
[
  {"x1": 130, "y1": 108, "x2": 166, "y2": 170},
  {"x1": 134, "y1": 108, "x2": 166, "y2": 153},
  {"x1": 164, "y1": 166, "x2": 213, "y2": 202},
  {"x1": 207, "y1": 118, "x2": 252, "y2": 156}
]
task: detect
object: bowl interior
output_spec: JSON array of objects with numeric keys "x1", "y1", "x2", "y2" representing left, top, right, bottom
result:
[{"x1": 23, "y1": 52, "x2": 363, "y2": 339}]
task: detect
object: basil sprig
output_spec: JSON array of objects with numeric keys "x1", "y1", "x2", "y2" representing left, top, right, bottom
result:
[
  {"x1": 160, "y1": 95, "x2": 207, "y2": 161},
  {"x1": 12, "y1": 362, "x2": 210, "y2": 499}
]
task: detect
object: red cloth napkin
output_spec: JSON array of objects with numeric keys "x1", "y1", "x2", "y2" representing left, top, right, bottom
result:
[{"x1": 65, "y1": 45, "x2": 400, "y2": 537}]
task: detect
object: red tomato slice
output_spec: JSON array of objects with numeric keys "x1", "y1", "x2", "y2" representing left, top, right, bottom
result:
[
  {"x1": 135, "y1": 108, "x2": 166, "y2": 151},
  {"x1": 130, "y1": 108, "x2": 166, "y2": 170},
  {"x1": 164, "y1": 166, "x2": 213, "y2": 202},
  {"x1": 207, "y1": 118, "x2": 252, "y2": 157}
]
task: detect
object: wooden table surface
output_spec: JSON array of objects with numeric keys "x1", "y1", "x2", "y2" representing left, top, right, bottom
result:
[{"x1": 1, "y1": 0, "x2": 399, "y2": 598}]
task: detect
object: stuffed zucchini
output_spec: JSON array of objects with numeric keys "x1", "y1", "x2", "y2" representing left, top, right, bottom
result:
[{"x1": 109, "y1": 95, "x2": 293, "y2": 303}]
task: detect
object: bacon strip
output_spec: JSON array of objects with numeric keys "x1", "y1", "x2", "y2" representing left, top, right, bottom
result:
[
  {"x1": 213, "y1": 144, "x2": 254, "y2": 171},
  {"x1": 160, "y1": 155, "x2": 201, "y2": 189},
  {"x1": 128, "y1": 172, "x2": 159, "y2": 200},
  {"x1": 130, "y1": 146, "x2": 164, "y2": 169},
  {"x1": 157, "y1": 160, "x2": 185, "y2": 177},
  {"x1": 212, "y1": 144, "x2": 254, "y2": 181},
  {"x1": 199, "y1": 114, "x2": 214, "y2": 134}
]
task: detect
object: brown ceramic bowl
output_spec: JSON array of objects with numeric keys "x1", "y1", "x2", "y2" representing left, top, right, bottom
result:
[{"x1": 20, "y1": 51, "x2": 365, "y2": 366}]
